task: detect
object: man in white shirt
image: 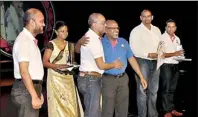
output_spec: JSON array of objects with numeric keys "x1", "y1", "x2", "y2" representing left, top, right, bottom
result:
[
  {"x1": 160, "y1": 19, "x2": 184, "y2": 117},
  {"x1": 75, "y1": 13, "x2": 123, "y2": 117},
  {"x1": 11, "y1": 8, "x2": 45, "y2": 117},
  {"x1": 129, "y1": 9, "x2": 161, "y2": 117}
]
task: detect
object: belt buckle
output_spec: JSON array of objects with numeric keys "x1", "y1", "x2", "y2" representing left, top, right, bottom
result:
[
  {"x1": 79, "y1": 72, "x2": 86, "y2": 77},
  {"x1": 98, "y1": 74, "x2": 102, "y2": 78},
  {"x1": 114, "y1": 74, "x2": 119, "y2": 78},
  {"x1": 116, "y1": 73, "x2": 124, "y2": 78}
]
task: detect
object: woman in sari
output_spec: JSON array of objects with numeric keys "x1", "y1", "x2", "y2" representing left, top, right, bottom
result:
[{"x1": 43, "y1": 21, "x2": 84, "y2": 117}]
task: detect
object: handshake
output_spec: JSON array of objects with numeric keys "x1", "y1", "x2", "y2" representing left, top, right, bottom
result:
[{"x1": 113, "y1": 58, "x2": 123, "y2": 69}]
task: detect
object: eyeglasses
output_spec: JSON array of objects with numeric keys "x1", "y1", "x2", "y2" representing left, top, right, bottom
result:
[
  {"x1": 94, "y1": 21, "x2": 106, "y2": 26},
  {"x1": 106, "y1": 27, "x2": 120, "y2": 30}
]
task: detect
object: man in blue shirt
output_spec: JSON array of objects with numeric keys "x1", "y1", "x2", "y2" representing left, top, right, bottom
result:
[{"x1": 101, "y1": 20, "x2": 147, "y2": 117}]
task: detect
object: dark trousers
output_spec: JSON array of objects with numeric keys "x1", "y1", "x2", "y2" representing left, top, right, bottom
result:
[
  {"x1": 101, "y1": 73, "x2": 129, "y2": 117},
  {"x1": 77, "y1": 75, "x2": 102, "y2": 117},
  {"x1": 11, "y1": 80, "x2": 42, "y2": 117},
  {"x1": 135, "y1": 57, "x2": 160, "y2": 117},
  {"x1": 160, "y1": 63, "x2": 179, "y2": 113}
]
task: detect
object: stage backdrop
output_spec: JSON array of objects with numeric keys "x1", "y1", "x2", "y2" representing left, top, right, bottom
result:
[{"x1": 0, "y1": 1, "x2": 56, "y2": 58}]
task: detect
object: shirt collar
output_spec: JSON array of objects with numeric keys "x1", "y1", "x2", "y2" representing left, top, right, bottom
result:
[
  {"x1": 88, "y1": 28, "x2": 101, "y2": 40},
  {"x1": 165, "y1": 31, "x2": 176, "y2": 41},
  {"x1": 23, "y1": 27, "x2": 37, "y2": 41},
  {"x1": 140, "y1": 23, "x2": 154, "y2": 31},
  {"x1": 103, "y1": 34, "x2": 119, "y2": 43}
]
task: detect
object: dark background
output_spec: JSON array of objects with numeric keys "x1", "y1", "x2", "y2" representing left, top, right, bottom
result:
[
  {"x1": 1, "y1": 1, "x2": 197, "y2": 117},
  {"x1": 52, "y1": 1, "x2": 196, "y2": 60}
]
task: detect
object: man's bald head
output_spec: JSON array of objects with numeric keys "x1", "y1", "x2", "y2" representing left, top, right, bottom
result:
[
  {"x1": 140, "y1": 9, "x2": 153, "y2": 25},
  {"x1": 23, "y1": 8, "x2": 43, "y2": 26},
  {"x1": 141, "y1": 9, "x2": 152, "y2": 16},
  {"x1": 87, "y1": 13, "x2": 106, "y2": 36},
  {"x1": 23, "y1": 8, "x2": 45, "y2": 36},
  {"x1": 106, "y1": 20, "x2": 117, "y2": 26},
  {"x1": 88, "y1": 13, "x2": 105, "y2": 27}
]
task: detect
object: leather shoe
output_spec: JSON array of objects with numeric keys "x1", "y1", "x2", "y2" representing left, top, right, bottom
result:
[
  {"x1": 164, "y1": 113, "x2": 172, "y2": 117},
  {"x1": 171, "y1": 110, "x2": 183, "y2": 116}
]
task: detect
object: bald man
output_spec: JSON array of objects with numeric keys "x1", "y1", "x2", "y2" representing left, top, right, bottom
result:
[
  {"x1": 11, "y1": 8, "x2": 45, "y2": 117},
  {"x1": 129, "y1": 9, "x2": 161, "y2": 117},
  {"x1": 101, "y1": 20, "x2": 147, "y2": 117},
  {"x1": 75, "y1": 13, "x2": 123, "y2": 117}
]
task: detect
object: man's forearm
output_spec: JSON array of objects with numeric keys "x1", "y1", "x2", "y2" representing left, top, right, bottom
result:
[
  {"x1": 100, "y1": 63, "x2": 115, "y2": 70},
  {"x1": 163, "y1": 52, "x2": 175, "y2": 58},
  {"x1": 75, "y1": 42, "x2": 81, "y2": 53},
  {"x1": 21, "y1": 72, "x2": 38, "y2": 98},
  {"x1": 95, "y1": 57, "x2": 115, "y2": 70},
  {"x1": 128, "y1": 57, "x2": 144, "y2": 80}
]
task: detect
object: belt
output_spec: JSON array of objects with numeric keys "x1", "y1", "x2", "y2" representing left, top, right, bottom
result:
[
  {"x1": 103, "y1": 72, "x2": 125, "y2": 78},
  {"x1": 16, "y1": 79, "x2": 43, "y2": 84},
  {"x1": 80, "y1": 71, "x2": 102, "y2": 78}
]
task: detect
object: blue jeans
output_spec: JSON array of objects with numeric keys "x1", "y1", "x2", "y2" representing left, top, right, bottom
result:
[
  {"x1": 77, "y1": 75, "x2": 102, "y2": 117},
  {"x1": 135, "y1": 57, "x2": 160, "y2": 117}
]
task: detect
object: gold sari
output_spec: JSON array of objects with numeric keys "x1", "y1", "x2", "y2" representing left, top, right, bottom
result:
[{"x1": 47, "y1": 41, "x2": 84, "y2": 117}]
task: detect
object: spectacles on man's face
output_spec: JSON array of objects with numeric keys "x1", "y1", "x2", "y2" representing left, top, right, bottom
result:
[
  {"x1": 106, "y1": 27, "x2": 120, "y2": 30},
  {"x1": 94, "y1": 21, "x2": 106, "y2": 26}
]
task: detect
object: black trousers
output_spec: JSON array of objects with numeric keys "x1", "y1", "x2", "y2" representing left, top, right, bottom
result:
[
  {"x1": 11, "y1": 80, "x2": 42, "y2": 117},
  {"x1": 160, "y1": 63, "x2": 179, "y2": 113}
]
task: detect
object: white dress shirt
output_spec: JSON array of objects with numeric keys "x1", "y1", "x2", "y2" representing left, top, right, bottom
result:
[
  {"x1": 79, "y1": 28, "x2": 105, "y2": 74},
  {"x1": 161, "y1": 32, "x2": 181, "y2": 64},
  {"x1": 129, "y1": 23, "x2": 161, "y2": 60},
  {"x1": 13, "y1": 28, "x2": 44, "y2": 80}
]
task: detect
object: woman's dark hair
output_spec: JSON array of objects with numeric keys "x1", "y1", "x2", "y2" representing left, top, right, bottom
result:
[{"x1": 54, "y1": 20, "x2": 67, "y2": 30}]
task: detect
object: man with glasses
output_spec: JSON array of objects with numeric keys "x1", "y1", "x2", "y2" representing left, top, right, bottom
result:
[
  {"x1": 101, "y1": 20, "x2": 147, "y2": 117},
  {"x1": 129, "y1": 9, "x2": 161, "y2": 117},
  {"x1": 75, "y1": 13, "x2": 123, "y2": 117}
]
